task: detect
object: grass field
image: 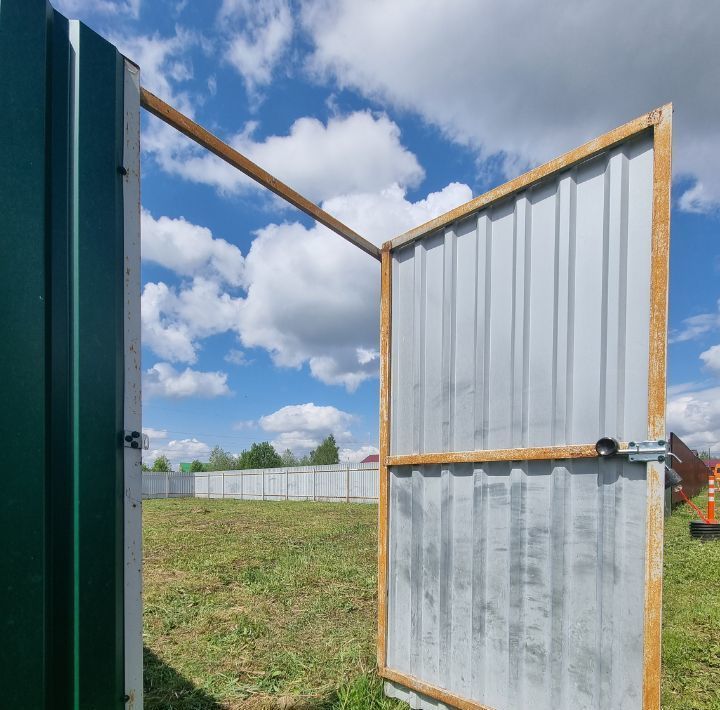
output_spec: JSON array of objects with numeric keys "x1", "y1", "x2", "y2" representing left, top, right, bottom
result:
[
  {"x1": 661, "y1": 490, "x2": 720, "y2": 710},
  {"x1": 143, "y1": 498, "x2": 403, "y2": 709},
  {"x1": 144, "y1": 495, "x2": 720, "y2": 709}
]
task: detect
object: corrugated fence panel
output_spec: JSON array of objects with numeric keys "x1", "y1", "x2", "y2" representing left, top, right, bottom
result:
[
  {"x1": 208, "y1": 474, "x2": 224, "y2": 497},
  {"x1": 390, "y1": 134, "x2": 654, "y2": 455},
  {"x1": 142, "y1": 464, "x2": 379, "y2": 502},
  {"x1": 242, "y1": 472, "x2": 264, "y2": 499},
  {"x1": 168, "y1": 474, "x2": 195, "y2": 497},
  {"x1": 669, "y1": 433, "x2": 708, "y2": 504},
  {"x1": 385, "y1": 128, "x2": 659, "y2": 709},
  {"x1": 385, "y1": 460, "x2": 647, "y2": 710},
  {"x1": 265, "y1": 470, "x2": 286, "y2": 498},
  {"x1": 195, "y1": 474, "x2": 209, "y2": 497}
]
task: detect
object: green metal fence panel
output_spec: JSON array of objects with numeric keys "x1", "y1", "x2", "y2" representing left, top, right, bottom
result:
[
  {"x1": 0, "y1": 2, "x2": 129, "y2": 707},
  {"x1": 0, "y1": 2, "x2": 51, "y2": 706}
]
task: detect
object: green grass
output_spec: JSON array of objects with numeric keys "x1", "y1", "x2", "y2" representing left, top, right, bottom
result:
[
  {"x1": 144, "y1": 495, "x2": 720, "y2": 708},
  {"x1": 143, "y1": 499, "x2": 405, "y2": 709},
  {"x1": 662, "y1": 490, "x2": 720, "y2": 710}
]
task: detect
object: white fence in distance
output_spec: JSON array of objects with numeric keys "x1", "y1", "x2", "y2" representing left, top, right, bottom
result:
[{"x1": 143, "y1": 462, "x2": 379, "y2": 503}]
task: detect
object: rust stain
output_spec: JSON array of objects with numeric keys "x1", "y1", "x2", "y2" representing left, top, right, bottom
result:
[
  {"x1": 643, "y1": 103, "x2": 672, "y2": 710},
  {"x1": 377, "y1": 247, "x2": 392, "y2": 668},
  {"x1": 380, "y1": 666, "x2": 497, "y2": 710},
  {"x1": 387, "y1": 443, "x2": 604, "y2": 467},
  {"x1": 386, "y1": 104, "x2": 670, "y2": 253},
  {"x1": 139, "y1": 87, "x2": 381, "y2": 261}
]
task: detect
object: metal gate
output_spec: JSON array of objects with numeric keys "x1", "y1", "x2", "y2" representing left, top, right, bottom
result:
[
  {"x1": 0, "y1": 1, "x2": 142, "y2": 707},
  {"x1": 378, "y1": 106, "x2": 672, "y2": 709}
]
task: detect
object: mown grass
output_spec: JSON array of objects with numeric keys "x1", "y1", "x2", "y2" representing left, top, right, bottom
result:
[
  {"x1": 144, "y1": 495, "x2": 719, "y2": 708},
  {"x1": 662, "y1": 490, "x2": 720, "y2": 710},
  {"x1": 143, "y1": 499, "x2": 405, "y2": 709}
]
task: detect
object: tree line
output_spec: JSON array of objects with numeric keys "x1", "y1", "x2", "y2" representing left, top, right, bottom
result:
[{"x1": 144, "y1": 434, "x2": 340, "y2": 473}]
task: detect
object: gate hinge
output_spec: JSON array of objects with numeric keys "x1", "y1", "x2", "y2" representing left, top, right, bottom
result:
[
  {"x1": 123, "y1": 430, "x2": 149, "y2": 450},
  {"x1": 595, "y1": 437, "x2": 673, "y2": 463}
]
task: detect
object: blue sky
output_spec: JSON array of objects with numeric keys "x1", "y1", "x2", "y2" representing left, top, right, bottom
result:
[{"x1": 58, "y1": 0, "x2": 720, "y2": 463}]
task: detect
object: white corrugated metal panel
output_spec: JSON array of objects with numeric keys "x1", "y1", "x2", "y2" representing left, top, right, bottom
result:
[
  {"x1": 142, "y1": 464, "x2": 379, "y2": 502},
  {"x1": 195, "y1": 474, "x2": 209, "y2": 497},
  {"x1": 385, "y1": 460, "x2": 646, "y2": 709},
  {"x1": 390, "y1": 134, "x2": 654, "y2": 455},
  {"x1": 385, "y1": 130, "x2": 659, "y2": 709}
]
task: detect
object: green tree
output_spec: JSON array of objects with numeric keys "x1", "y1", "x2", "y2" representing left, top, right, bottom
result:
[
  {"x1": 235, "y1": 450, "x2": 252, "y2": 470},
  {"x1": 141, "y1": 462, "x2": 150, "y2": 472},
  {"x1": 190, "y1": 459, "x2": 205, "y2": 472},
  {"x1": 243, "y1": 441, "x2": 283, "y2": 469},
  {"x1": 208, "y1": 445, "x2": 235, "y2": 471},
  {"x1": 309, "y1": 434, "x2": 339, "y2": 465},
  {"x1": 152, "y1": 455, "x2": 172, "y2": 472},
  {"x1": 280, "y1": 448, "x2": 299, "y2": 467}
]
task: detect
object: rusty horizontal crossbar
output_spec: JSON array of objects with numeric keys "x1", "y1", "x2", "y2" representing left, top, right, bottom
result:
[
  {"x1": 379, "y1": 667, "x2": 497, "y2": 710},
  {"x1": 386, "y1": 443, "x2": 610, "y2": 467},
  {"x1": 140, "y1": 87, "x2": 381, "y2": 261}
]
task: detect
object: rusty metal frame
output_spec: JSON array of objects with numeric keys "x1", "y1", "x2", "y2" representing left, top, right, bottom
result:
[
  {"x1": 139, "y1": 88, "x2": 381, "y2": 261},
  {"x1": 642, "y1": 103, "x2": 672, "y2": 710},
  {"x1": 377, "y1": 104, "x2": 672, "y2": 710}
]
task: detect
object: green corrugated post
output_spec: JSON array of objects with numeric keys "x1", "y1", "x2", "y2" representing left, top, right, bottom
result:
[
  {"x1": 73, "y1": 20, "x2": 126, "y2": 708},
  {"x1": 0, "y1": 2, "x2": 128, "y2": 707}
]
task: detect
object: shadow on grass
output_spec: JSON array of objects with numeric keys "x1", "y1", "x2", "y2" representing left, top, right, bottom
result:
[{"x1": 144, "y1": 647, "x2": 224, "y2": 709}]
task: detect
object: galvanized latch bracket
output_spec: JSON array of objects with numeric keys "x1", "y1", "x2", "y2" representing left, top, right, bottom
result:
[
  {"x1": 622, "y1": 440, "x2": 668, "y2": 463},
  {"x1": 123, "y1": 430, "x2": 149, "y2": 450}
]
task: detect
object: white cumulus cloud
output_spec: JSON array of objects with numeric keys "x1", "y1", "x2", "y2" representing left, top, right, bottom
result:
[
  {"x1": 237, "y1": 182, "x2": 471, "y2": 390},
  {"x1": 145, "y1": 438, "x2": 212, "y2": 467},
  {"x1": 700, "y1": 346, "x2": 720, "y2": 374},
  {"x1": 219, "y1": 0, "x2": 293, "y2": 94},
  {"x1": 142, "y1": 209, "x2": 245, "y2": 287},
  {"x1": 303, "y1": 0, "x2": 720, "y2": 212},
  {"x1": 255, "y1": 402, "x2": 356, "y2": 454},
  {"x1": 260, "y1": 402, "x2": 354, "y2": 433},
  {"x1": 670, "y1": 301, "x2": 720, "y2": 344},
  {"x1": 140, "y1": 181, "x2": 469, "y2": 389},
  {"x1": 144, "y1": 110, "x2": 424, "y2": 203},
  {"x1": 143, "y1": 362, "x2": 232, "y2": 399},
  {"x1": 225, "y1": 349, "x2": 251, "y2": 366},
  {"x1": 668, "y1": 384, "x2": 720, "y2": 453},
  {"x1": 141, "y1": 278, "x2": 243, "y2": 364}
]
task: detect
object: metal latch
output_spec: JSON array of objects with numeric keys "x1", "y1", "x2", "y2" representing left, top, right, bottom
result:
[
  {"x1": 624, "y1": 440, "x2": 668, "y2": 463},
  {"x1": 595, "y1": 437, "x2": 677, "y2": 463},
  {"x1": 123, "y1": 430, "x2": 149, "y2": 450}
]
